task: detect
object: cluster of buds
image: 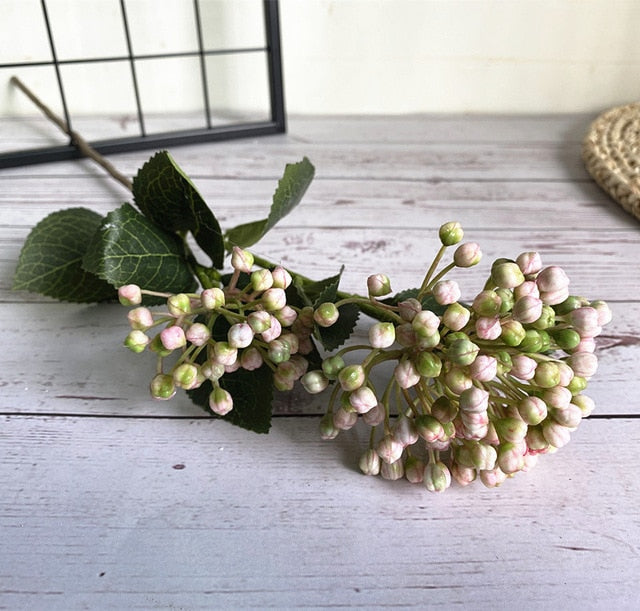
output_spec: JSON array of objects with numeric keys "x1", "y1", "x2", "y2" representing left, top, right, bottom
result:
[
  {"x1": 301, "y1": 221, "x2": 611, "y2": 492},
  {"x1": 119, "y1": 247, "x2": 315, "y2": 416}
]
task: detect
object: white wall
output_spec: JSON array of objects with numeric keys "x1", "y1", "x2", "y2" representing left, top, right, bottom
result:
[{"x1": 2, "y1": 0, "x2": 640, "y2": 118}]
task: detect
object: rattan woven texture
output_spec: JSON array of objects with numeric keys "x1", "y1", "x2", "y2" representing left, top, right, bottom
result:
[{"x1": 583, "y1": 103, "x2": 640, "y2": 220}]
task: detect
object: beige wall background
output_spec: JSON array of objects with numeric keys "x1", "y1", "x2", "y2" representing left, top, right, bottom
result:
[{"x1": 2, "y1": 0, "x2": 640, "y2": 118}]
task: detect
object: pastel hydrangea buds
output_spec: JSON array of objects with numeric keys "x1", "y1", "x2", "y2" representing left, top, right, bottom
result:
[
  {"x1": 261, "y1": 316, "x2": 282, "y2": 342},
  {"x1": 442, "y1": 302, "x2": 470, "y2": 331},
  {"x1": 201, "y1": 287, "x2": 225, "y2": 310},
  {"x1": 301, "y1": 371, "x2": 329, "y2": 394},
  {"x1": 262, "y1": 288, "x2": 287, "y2": 311},
  {"x1": 150, "y1": 374, "x2": 176, "y2": 400},
  {"x1": 173, "y1": 363, "x2": 201, "y2": 390},
  {"x1": 251, "y1": 268, "x2": 273, "y2": 292},
  {"x1": 517, "y1": 396, "x2": 547, "y2": 425},
  {"x1": 367, "y1": 273, "x2": 392, "y2": 297},
  {"x1": 469, "y1": 354, "x2": 497, "y2": 381},
  {"x1": 338, "y1": 364, "x2": 366, "y2": 391},
  {"x1": 127, "y1": 307, "x2": 154, "y2": 330},
  {"x1": 319, "y1": 413, "x2": 340, "y2": 440},
  {"x1": 313, "y1": 302, "x2": 339, "y2": 327},
  {"x1": 359, "y1": 449, "x2": 381, "y2": 475},
  {"x1": 322, "y1": 355, "x2": 345, "y2": 379},
  {"x1": 413, "y1": 351, "x2": 442, "y2": 378},
  {"x1": 398, "y1": 298, "x2": 422, "y2": 322},
  {"x1": 124, "y1": 330, "x2": 150, "y2": 353},
  {"x1": 118, "y1": 284, "x2": 142, "y2": 306},
  {"x1": 231, "y1": 246, "x2": 254, "y2": 273},
  {"x1": 472, "y1": 290, "x2": 502, "y2": 317},
  {"x1": 376, "y1": 435, "x2": 404, "y2": 464},
  {"x1": 491, "y1": 261, "x2": 525, "y2": 289},
  {"x1": 240, "y1": 347, "x2": 263, "y2": 371},
  {"x1": 271, "y1": 266, "x2": 292, "y2": 289},
  {"x1": 349, "y1": 386, "x2": 378, "y2": 413},
  {"x1": 432, "y1": 279, "x2": 461, "y2": 305},
  {"x1": 228, "y1": 322, "x2": 254, "y2": 349},
  {"x1": 186, "y1": 322, "x2": 211, "y2": 346},
  {"x1": 160, "y1": 325, "x2": 186, "y2": 350},
  {"x1": 167, "y1": 293, "x2": 191, "y2": 316},
  {"x1": 209, "y1": 386, "x2": 233, "y2": 415},
  {"x1": 537, "y1": 265, "x2": 570, "y2": 293},
  {"x1": 423, "y1": 461, "x2": 451, "y2": 493},
  {"x1": 404, "y1": 456, "x2": 426, "y2": 484},
  {"x1": 412, "y1": 310, "x2": 440, "y2": 337},
  {"x1": 394, "y1": 359, "x2": 420, "y2": 389},
  {"x1": 500, "y1": 319, "x2": 526, "y2": 347},
  {"x1": 213, "y1": 341, "x2": 238, "y2": 366},
  {"x1": 369, "y1": 322, "x2": 396, "y2": 348},
  {"x1": 512, "y1": 295, "x2": 543, "y2": 324},
  {"x1": 453, "y1": 242, "x2": 482, "y2": 267},
  {"x1": 567, "y1": 351, "x2": 598, "y2": 379},
  {"x1": 516, "y1": 251, "x2": 543, "y2": 275},
  {"x1": 439, "y1": 221, "x2": 464, "y2": 246},
  {"x1": 459, "y1": 386, "x2": 489, "y2": 413},
  {"x1": 447, "y1": 337, "x2": 479, "y2": 366}
]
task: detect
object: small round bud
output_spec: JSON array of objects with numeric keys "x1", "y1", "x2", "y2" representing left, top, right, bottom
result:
[
  {"x1": 512, "y1": 296, "x2": 543, "y2": 324},
  {"x1": 412, "y1": 310, "x2": 441, "y2": 337},
  {"x1": 167, "y1": 293, "x2": 191, "y2": 316},
  {"x1": 479, "y1": 467, "x2": 508, "y2": 488},
  {"x1": 313, "y1": 302, "x2": 339, "y2": 327},
  {"x1": 451, "y1": 462, "x2": 477, "y2": 486},
  {"x1": 442, "y1": 302, "x2": 471, "y2": 331},
  {"x1": 333, "y1": 407, "x2": 358, "y2": 431},
  {"x1": 569, "y1": 307, "x2": 601, "y2": 338},
  {"x1": 472, "y1": 290, "x2": 502, "y2": 317},
  {"x1": 516, "y1": 251, "x2": 543, "y2": 275},
  {"x1": 228, "y1": 322, "x2": 254, "y2": 349},
  {"x1": 439, "y1": 221, "x2": 464, "y2": 246},
  {"x1": 543, "y1": 385, "x2": 573, "y2": 410},
  {"x1": 367, "y1": 273, "x2": 392, "y2": 297},
  {"x1": 322, "y1": 355, "x2": 345, "y2": 380},
  {"x1": 444, "y1": 366, "x2": 473, "y2": 394},
  {"x1": 118, "y1": 284, "x2": 142, "y2": 306},
  {"x1": 398, "y1": 298, "x2": 422, "y2": 322},
  {"x1": 209, "y1": 386, "x2": 233, "y2": 415},
  {"x1": 231, "y1": 246, "x2": 254, "y2": 273},
  {"x1": 500, "y1": 319, "x2": 526, "y2": 347},
  {"x1": 240, "y1": 346, "x2": 264, "y2": 371},
  {"x1": 301, "y1": 370, "x2": 329, "y2": 394},
  {"x1": 517, "y1": 396, "x2": 547, "y2": 425},
  {"x1": 247, "y1": 310, "x2": 272, "y2": 334},
  {"x1": 514, "y1": 280, "x2": 540, "y2": 301},
  {"x1": 453, "y1": 242, "x2": 482, "y2": 267},
  {"x1": 376, "y1": 435, "x2": 404, "y2": 464},
  {"x1": 127, "y1": 307, "x2": 154, "y2": 331},
  {"x1": 475, "y1": 316, "x2": 502, "y2": 340},
  {"x1": 542, "y1": 420, "x2": 571, "y2": 448},
  {"x1": 469, "y1": 354, "x2": 498, "y2": 381},
  {"x1": 531, "y1": 304, "x2": 556, "y2": 330},
  {"x1": 566, "y1": 351, "x2": 598, "y2": 379},
  {"x1": 337, "y1": 364, "x2": 366, "y2": 391},
  {"x1": 273, "y1": 305, "x2": 298, "y2": 327},
  {"x1": 497, "y1": 442, "x2": 525, "y2": 474},
  {"x1": 551, "y1": 404, "x2": 583, "y2": 428},
  {"x1": 551, "y1": 328, "x2": 581, "y2": 351},
  {"x1": 359, "y1": 449, "x2": 381, "y2": 476},
  {"x1": 392, "y1": 414, "x2": 420, "y2": 447},
  {"x1": 185, "y1": 322, "x2": 211, "y2": 346},
  {"x1": 160, "y1": 325, "x2": 186, "y2": 350},
  {"x1": 267, "y1": 339, "x2": 290, "y2": 364},
  {"x1": 518, "y1": 329, "x2": 545, "y2": 353},
  {"x1": 349, "y1": 387, "x2": 378, "y2": 414},
  {"x1": 271, "y1": 266, "x2": 292, "y2": 289},
  {"x1": 251, "y1": 268, "x2": 273, "y2": 292},
  {"x1": 150, "y1": 374, "x2": 176, "y2": 400},
  {"x1": 590, "y1": 300, "x2": 613, "y2": 326},
  {"x1": 423, "y1": 461, "x2": 451, "y2": 493},
  {"x1": 393, "y1": 359, "x2": 420, "y2": 389},
  {"x1": 413, "y1": 351, "x2": 442, "y2": 378},
  {"x1": 362, "y1": 402, "x2": 385, "y2": 426},
  {"x1": 173, "y1": 363, "x2": 200, "y2": 390},
  {"x1": 380, "y1": 459, "x2": 405, "y2": 481},
  {"x1": 496, "y1": 288, "x2": 515, "y2": 314},
  {"x1": 261, "y1": 316, "x2": 282, "y2": 343},
  {"x1": 415, "y1": 414, "x2": 445, "y2": 443},
  {"x1": 540, "y1": 287, "x2": 570, "y2": 306},
  {"x1": 368, "y1": 322, "x2": 396, "y2": 348},
  {"x1": 124, "y1": 330, "x2": 150, "y2": 353},
  {"x1": 494, "y1": 417, "x2": 528, "y2": 443},
  {"x1": 536, "y1": 265, "x2": 569, "y2": 293},
  {"x1": 491, "y1": 261, "x2": 525, "y2": 289},
  {"x1": 201, "y1": 287, "x2": 225, "y2": 310},
  {"x1": 431, "y1": 395, "x2": 457, "y2": 423},
  {"x1": 262, "y1": 288, "x2": 287, "y2": 311},
  {"x1": 404, "y1": 456, "x2": 426, "y2": 484},
  {"x1": 534, "y1": 361, "x2": 561, "y2": 388},
  {"x1": 572, "y1": 394, "x2": 595, "y2": 417},
  {"x1": 510, "y1": 354, "x2": 537, "y2": 380},
  {"x1": 319, "y1": 412, "x2": 340, "y2": 440},
  {"x1": 459, "y1": 386, "x2": 489, "y2": 413},
  {"x1": 213, "y1": 341, "x2": 238, "y2": 366},
  {"x1": 447, "y1": 338, "x2": 479, "y2": 366},
  {"x1": 432, "y1": 280, "x2": 461, "y2": 305},
  {"x1": 201, "y1": 360, "x2": 225, "y2": 381}
]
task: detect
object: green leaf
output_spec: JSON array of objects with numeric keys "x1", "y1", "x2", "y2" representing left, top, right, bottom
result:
[
  {"x1": 188, "y1": 367, "x2": 274, "y2": 434},
  {"x1": 225, "y1": 157, "x2": 315, "y2": 248},
  {"x1": 12, "y1": 208, "x2": 116, "y2": 302},
  {"x1": 82, "y1": 203, "x2": 197, "y2": 295},
  {"x1": 132, "y1": 151, "x2": 225, "y2": 268}
]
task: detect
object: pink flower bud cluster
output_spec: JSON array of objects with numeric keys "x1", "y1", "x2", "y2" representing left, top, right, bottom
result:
[{"x1": 302, "y1": 222, "x2": 611, "y2": 492}]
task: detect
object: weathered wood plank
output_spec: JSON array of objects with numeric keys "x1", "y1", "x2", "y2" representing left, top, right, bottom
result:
[{"x1": 1, "y1": 415, "x2": 638, "y2": 609}]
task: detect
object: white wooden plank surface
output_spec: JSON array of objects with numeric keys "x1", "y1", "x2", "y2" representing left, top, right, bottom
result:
[{"x1": 1, "y1": 114, "x2": 639, "y2": 609}]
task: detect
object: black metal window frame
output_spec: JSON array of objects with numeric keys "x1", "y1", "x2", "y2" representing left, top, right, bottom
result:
[{"x1": 0, "y1": 0, "x2": 285, "y2": 169}]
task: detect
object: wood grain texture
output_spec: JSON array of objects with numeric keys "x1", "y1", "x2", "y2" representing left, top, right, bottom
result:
[{"x1": 0, "y1": 114, "x2": 638, "y2": 609}]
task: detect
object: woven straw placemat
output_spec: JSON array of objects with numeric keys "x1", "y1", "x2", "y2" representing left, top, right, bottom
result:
[{"x1": 582, "y1": 103, "x2": 640, "y2": 220}]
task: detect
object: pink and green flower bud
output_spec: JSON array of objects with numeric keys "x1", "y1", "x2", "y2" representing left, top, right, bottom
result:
[
  {"x1": 185, "y1": 322, "x2": 211, "y2": 346},
  {"x1": 423, "y1": 461, "x2": 451, "y2": 493},
  {"x1": 267, "y1": 339, "x2": 290, "y2": 364},
  {"x1": 338, "y1": 364, "x2": 366, "y2": 391},
  {"x1": 556, "y1": 361, "x2": 575, "y2": 386},
  {"x1": 442, "y1": 302, "x2": 471, "y2": 331},
  {"x1": 173, "y1": 363, "x2": 201, "y2": 390},
  {"x1": 518, "y1": 329, "x2": 544, "y2": 353},
  {"x1": 510, "y1": 354, "x2": 537, "y2": 380},
  {"x1": 279, "y1": 332, "x2": 299, "y2": 355},
  {"x1": 362, "y1": 402, "x2": 385, "y2": 426},
  {"x1": 525, "y1": 425, "x2": 550, "y2": 454},
  {"x1": 479, "y1": 467, "x2": 507, "y2": 488},
  {"x1": 349, "y1": 386, "x2": 378, "y2": 414},
  {"x1": 369, "y1": 321, "x2": 396, "y2": 348},
  {"x1": 534, "y1": 360, "x2": 560, "y2": 388},
  {"x1": 569, "y1": 307, "x2": 601, "y2": 338},
  {"x1": 240, "y1": 346, "x2": 264, "y2": 371},
  {"x1": 392, "y1": 413, "x2": 420, "y2": 447},
  {"x1": 536, "y1": 265, "x2": 569, "y2": 293},
  {"x1": 453, "y1": 242, "x2": 482, "y2": 267},
  {"x1": 496, "y1": 288, "x2": 515, "y2": 314},
  {"x1": 376, "y1": 435, "x2": 404, "y2": 464},
  {"x1": 150, "y1": 373, "x2": 176, "y2": 400},
  {"x1": 432, "y1": 280, "x2": 461, "y2": 305},
  {"x1": 412, "y1": 310, "x2": 441, "y2": 337},
  {"x1": 495, "y1": 350, "x2": 513, "y2": 375},
  {"x1": 572, "y1": 394, "x2": 595, "y2": 417},
  {"x1": 551, "y1": 327, "x2": 581, "y2": 351},
  {"x1": 167, "y1": 293, "x2": 191, "y2": 316},
  {"x1": 451, "y1": 462, "x2": 477, "y2": 486},
  {"x1": 512, "y1": 295, "x2": 543, "y2": 324},
  {"x1": 469, "y1": 441, "x2": 498, "y2": 471},
  {"x1": 416, "y1": 330, "x2": 440, "y2": 350},
  {"x1": 213, "y1": 341, "x2": 238, "y2": 366},
  {"x1": 566, "y1": 351, "x2": 598, "y2": 379},
  {"x1": 333, "y1": 406, "x2": 358, "y2": 430},
  {"x1": 590, "y1": 300, "x2": 613, "y2": 326},
  {"x1": 288, "y1": 354, "x2": 309, "y2": 378},
  {"x1": 517, "y1": 396, "x2": 547, "y2": 425},
  {"x1": 543, "y1": 385, "x2": 572, "y2": 409},
  {"x1": 439, "y1": 221, "x2": 464, "y2": 246},
  {"x1": 514, "y1": 280, "x2": 540, "y2": 301},
  {"x1": 414, "y1": 351, "x2": 443, "y2": 378},
  {"x1": 542, "y1": 420, "x2": 571, "y2": 448},
  {"x1": 444, "y1": 366, "x2": 473, "y2": 394},
  {"x1": 380, "y1": 459, "x2": 405, "y2": 481},
  {"x1": 262, "y1": 288, "x2": 287, "y2": 312},
  {"x1": 491, "y1": 261, "x2": 525, "y2": 289},
  {"x1": 472, "y1": 290, "x2": 502, "y2": 317},
  {"x1": 124, "y1": 330, "x2": 150, "y2": 353},
  {"x1": 261, "y1": 316, "x2": 282, "y2": 342},
  {"x1": 359, "y1": 449, "x2": 381, "y2": 476},
  {"x1": 574, "y1": 336, "x2": 596, "y2": 354},
  {"x1": 494, "y1": 417, "x2": 528, "y2": 443},
  {"x1": 431, "y1": 395, "x2": 457, "y2": 423},
  {"x1": 497, "y1": 442, "x2": 525, "y2": 474},
  {"x1": 531, "y1": 304, "x2": 556, "y2": 330},
  {"x1": 313, "y1": 302, "x2": 339, "y2": 327},
  {"x1": 540, "y1": 287, "x2": 570, "y2": 306},
  {"x1": 118, "y1": 284, "x2": 142, "y2": 306},
  {"x1": 516, "y1": 251, "x2": 543, "y2": 276},
  {"x1": 366, "y1": 273, "x2": 392, "y2": 297},
  {"x1": 231, "y1": 246, "x2": 254, "y2": 273},
  {"x1": 459, "y1": 386, "x2": 489, "y2": 413},
  {"x1": 404, "y1": 456, "x2": 426, "y2": 484},
  {"x1": 250, "y1": 268, "x2": 273, "y2": 292},
  {"x1": 149, "y1": 334, "x2": 172, "y2": 356},
  {"x1": 271, "y1": 266, "x2": 292, "y2": 289},
  {"x1": 447, "y1": 338, "x2": 479, "y2": 366},
  {"x1": 395, "y1": 323, "x2": 417, "y2": 346},
  {"x1": 200, "y1": 287, "x2": 225, "y2": 310},
  {"x1": 322, "y1": 355, "x2": 345, "y2": 380},
  {"x1": 319, "y1": 412, "x2": 340, "y2": 440},
  {"x1": 301, "y1": 370, "x2": 329, "y2": 394},
  {"x1": 127, "y1": 307, "x2": 154, "y2": 330},
  {"x1": 469, "y1": 354, "x2": 498, "y2": 382},
  {"x1": 398, "y1": 298, "x2": 422, "y2": 322},
  {"x1": 551, "y1": 404, "x2": 583, "y2": 428},
  {"x1": 228, "y1": 322, "x2": 254, "y2": 349},
  {"x1": 273, "y1": 305, "x2": 298, "y2": 327},
  {"x1": 273, "y1": 368, "x2": 295, "y2": 391},
  {"x1": 415, "y1": 414, "x2": 445, "y2": 443},
  {"x1": 225, "y1": 359, "x2": 241, "y2": 374},
  {"x1": 500, "y1": 319, "x2": 526, "y2": 347},
  {"x1": 475, "y1": 316, "x2": 502, "y2": 340},
  {"x1": 553, "y1": 295, "x2": 586, "y2": 315},
  {"x1": 567, "y1": 375, "x2": 588, "y2": 394},
  {"x1": 160, "y1": 325, "x2": 186, "y2": 350},
  {"x1": 393, "y1": 359, "x2": 420, "y2": 389},
  {"x1": 209, "y1": 386, "x2": 233, "y2": 415},
  {"x1": 247, "y1": 310, "x2": 272, "y2": 334}
]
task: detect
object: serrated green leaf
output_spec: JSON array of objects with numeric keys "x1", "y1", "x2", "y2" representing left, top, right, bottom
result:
[
  {"x1": 82, "y1": 203, "x2": 197, "y2": 295},
  {"x1": 132, "y1": 151, "x2": 224, "y2": 268},
  {"x1": 187, "y1": 366, "x2": 274, "y2": 434},
  {"x1": 225, "y1": 157, "x2": 315, "y2": 248},
  {"x1": 12, "y1": 208, "x2": 116, "y2": 302}
]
